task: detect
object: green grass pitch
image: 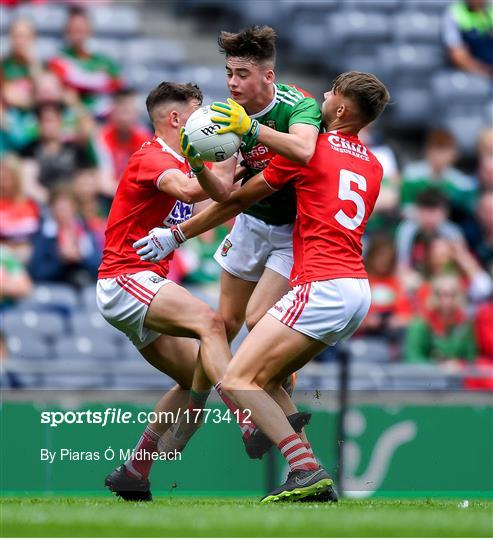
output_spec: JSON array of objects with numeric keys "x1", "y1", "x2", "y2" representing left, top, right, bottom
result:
[{"x1": 1, "y1": 497, "x2": 492, "y2": 537}]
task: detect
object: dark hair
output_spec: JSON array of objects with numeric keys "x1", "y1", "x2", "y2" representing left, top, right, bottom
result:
[
  {"x1": 114, "y1": 87, "x2": 137, "y2": 100},
  {"x1": 332, "y1": 71, "x2": 390, "y2": 124},
  {"x1": 35, "y1": 100, "x2": 65, "y2": 118},
  {"x1": 416, "y1": 188, "x2": 449, "y2": 209},
  {"x1": 425, "y1": 128, "x2": 456, "y2": 149},
  {"x1": 145, "y1": 81, "x2": 202, "y2": 124},
  {"x1": 68, "y1": 6, "x2": 88, "y2": 19},
  {"x1": 218, "y1": 25, "x2": 277, "y2": 65},
  {"x1": 365, "y1": 234, "x2": 396, "y2": 276}
]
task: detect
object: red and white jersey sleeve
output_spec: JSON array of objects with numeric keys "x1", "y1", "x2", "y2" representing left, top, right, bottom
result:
[
  {"x1": 263, "y1": 131, "x2": 383, "y2": 286},
  {"x1": 98, "y1": 136, "x2": 193, "y2": 279}
]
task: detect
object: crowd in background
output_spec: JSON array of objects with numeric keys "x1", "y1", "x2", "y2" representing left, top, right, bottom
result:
[{"x1": 1, "y1": 1, "x2": 492, "y2": 378}]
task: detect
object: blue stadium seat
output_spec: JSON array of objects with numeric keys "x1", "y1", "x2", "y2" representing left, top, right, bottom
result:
[
  {"x1": 442, "y1": 114, "x2": 488, "y2": 155},
  {"x1": 89, "y1": 6, "x2": 140, "y2": 38},
  {"x1": 1, "y1": 310, "x2": 65, "y2": 342},
  {"x1": 327, "y1": 11, "x2": 392, "y2": 45},
  {"x1": 348, "y1": 338, "x2": 392, "y2": 363},
  {"x1": 88, "y1": 38, "x2": 125, "y2": 64},
  {"x1": 55, "y1": 335, "x2": 119, "y2": 362},
  {"x1": 122, "y1": 64, "x2": 178, "y2": 92},
  {"x1": 14, "y1": 4, "x2": 67, "y2": 36},
  {"x1": 0, "y1": 6, "x2": 11, "y2": 33},
  {"x1": 36, "y1": 37, "x2": 62, "y2": 63},
  {"x1": 402, "y1": 0, "x2": 451, "y2": 14},
  {"x1": 378, "y1": 43, "x2": 445, "y2": 79},
  {"x1": 81, "y1": 284, "x2": 98, "y2": 312},
  {"x1": 17, "y1": 284, "x2": 79, "y2": 315},
  {"x1": 124, "y1": 38, "x2": 186, "y2": 67},
  {"x1": 71, "y1": 312, "x2": 126, "y2": 348},
  {"x1": 7, "y1": 335, "x2": 51, "y2": 360},
  {"x1": 431, "y1": 70, "x2": 492, "y2": 104},
  {"x1": 392, "y1": 86, "x2": 434, "y2": 126},
  {"x1": 393, "y1": 11, "x2": 442, "y2": 43},
  {"x1": 344, "y1": 0, "x2": 400, "y2": 12},
  {"x1": 287, "y1": 19, "x2": 331, "y2": 66}
]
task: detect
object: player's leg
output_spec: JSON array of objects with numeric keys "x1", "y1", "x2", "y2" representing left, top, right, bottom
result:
[
  {"x1": 222, "y1": 315, "x2": 334, "y2": 501},
  {"x1": 218, "y1": 270, "x2": 257, "y2": 341}
]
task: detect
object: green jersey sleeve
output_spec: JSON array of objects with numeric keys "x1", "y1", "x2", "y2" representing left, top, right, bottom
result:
[{"x1": 288, "y1": 97, "x2": 322, "y2": 129}]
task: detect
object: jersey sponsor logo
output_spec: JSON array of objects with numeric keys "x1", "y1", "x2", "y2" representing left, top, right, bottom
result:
[
  {"x1": 273, "y1": 304, "x2": 284, "y2": 313},
  {"x1": 221, "y1": 238, "x2": 232, "y2": 257},
  {"x1": 242, "y1": 143, "x2": 275, "y2": 171},
  {"x1": 265, "y1": 120, "x2": 276, "y2": 129},
  {"x1": 328, "y1": 135, "x2": 370, "y2": 162},
  {"x1": 163, "y1": 201, "x2": 194, "y2": 227}
]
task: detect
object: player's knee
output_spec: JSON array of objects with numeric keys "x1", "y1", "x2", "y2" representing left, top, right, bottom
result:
[
  {"x1": 175, "y1": 371, "x2": 193, "y2": 390},
  {"x1": 245, "y1": 309, "x2": 263, "y2": 333},
  {"x1": 200, "y1": 308, "x2": 226, "y2": 337},
  {"x1": 223, "y1": 316, "x2": 242, "y2": 342}
]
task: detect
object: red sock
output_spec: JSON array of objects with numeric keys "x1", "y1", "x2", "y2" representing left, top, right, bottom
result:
[
  {"x1": 215, "y1": 382, "x2": 255, "y2": 439},
  {"x1": 186, "y1": 389, "x2": 210, "y2": 422},
  {"x1": 125, "y1": 427, "x2": 159, "y2": 479},
  {"x1": 279, "y1": 434, "x2": 318, "y2": 472}
]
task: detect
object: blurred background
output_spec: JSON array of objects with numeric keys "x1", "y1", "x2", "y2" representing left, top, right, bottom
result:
[
  {"x1": 0, "y1": 0, "x2": 492, "y2": 499},
  {"x1": 1, "y1": 0, "x2": 492, "y2": 391}
]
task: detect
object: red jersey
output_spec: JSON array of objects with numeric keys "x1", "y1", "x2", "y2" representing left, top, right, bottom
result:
[
  {"x1": 98, "y1": 136, "x2": 194, "y2": 279},
  {"x1": 263, "y1": 131, "x2": 383, "y2": 286}
]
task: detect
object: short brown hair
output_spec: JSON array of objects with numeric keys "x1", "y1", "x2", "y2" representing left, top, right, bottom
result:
[
  {"x1": 218, "y1": 25, "x2": 276, "y2": 65},
  {"x1": 332, "y1": 71, "x2": 390, "y2": 124},
  {"x1": 425, "y1": 128, "x2": 456, "y2": 149},
  {"x1": 146, "y1": 82, "x2": 202, "y2": 124}
]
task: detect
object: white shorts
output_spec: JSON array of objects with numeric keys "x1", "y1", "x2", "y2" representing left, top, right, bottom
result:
[
  {"x1": 268, "y1": 278, "x2": 371, "y2": 345},
  {"x1": 96, "y1": 271, "x2": 172, "y2": 349},
  {"x1": 214, "y1": 213, "x2": 293, "y2": 282}
]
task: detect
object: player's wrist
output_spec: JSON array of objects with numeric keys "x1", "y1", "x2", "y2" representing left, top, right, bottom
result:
[{"x1": 170, "y1": 224, "x2": 187, "y2": 245}]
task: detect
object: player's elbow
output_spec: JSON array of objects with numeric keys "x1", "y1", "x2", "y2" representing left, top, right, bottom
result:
[{"x1": 290, "y1": 144, "x2": 314, "y2": 165}]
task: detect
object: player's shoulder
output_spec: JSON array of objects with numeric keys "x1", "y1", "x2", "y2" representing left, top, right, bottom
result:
[{"x1": 275, "y1": 83, "x2": 317, "y2": 107}]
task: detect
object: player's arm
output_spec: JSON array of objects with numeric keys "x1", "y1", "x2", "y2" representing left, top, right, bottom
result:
[
  {"x1": 133, "y1": 154, "x2": 300, "y2": 262},
  {"x1": 210, "y1": 98, "x2": 321, "y2": 164},
  {"x1": 134, "y1": 173, "x2": 274, "y2": 262}
]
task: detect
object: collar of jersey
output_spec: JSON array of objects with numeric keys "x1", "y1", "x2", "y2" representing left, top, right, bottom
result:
[
  {"x1": 249, "y1": 85, "x2": 278, "y2": 119},
  {"x1": 155, "y1": 136, "x2": 185, "y2": 163}
]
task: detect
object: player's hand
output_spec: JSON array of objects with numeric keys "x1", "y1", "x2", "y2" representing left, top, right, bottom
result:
[
  {"x1": 179, "y1": 127, "x2": 204, "y2": 173},
  {"x1": 132, "y1": 225, "x2": 187, "y2": 262},
  {"x1": 211, "y1": 98, "x2": 259, "y2": 142}
]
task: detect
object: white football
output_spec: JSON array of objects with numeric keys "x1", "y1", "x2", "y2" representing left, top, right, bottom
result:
[{"x1": 185, "y1": 105, "x2": 241, "y2": 162}]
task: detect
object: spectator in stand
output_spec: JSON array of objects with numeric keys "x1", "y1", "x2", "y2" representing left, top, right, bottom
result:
[
  {"x1": 396, "y1": 188, "x2": 465, "y2": 289},
  {"x1": 415, "y1": 235, "x2": 493, "y2": 311},
  {"x1": 475, "y1": 299, "x2": 493, "y2": 360},
  {"x1": 359, "y1": 235, "x2": 411, "y2": 357},
  {"x1": 72, "y1": 167, "x2": 108, "y2": 251},
  {"x1": 400, "y1": 129, "x2": 477, "y2": 222},
  {"x1": 0, "y1": 154, "x2": 40, "y2": 264},
  {"x1": 28, "y1": 186, "x2": 101, "y2": 287},
  {"x1": 442, "y1": 0, "x2": 493, "y2": 77},
  {"x1": 0, "y1": 18, "x2": 42, "y2": 154},
  {"x1": 360, "y1": 124, "x2": 400, "y2": 233},
  {"x1": 49, "y1": 6, "x2": 123, "y2": 119},
  {"x1": 0, "y1": 18, "x2": 41, "y2": 111},
  {"x1": 466, "y1": 190, "x2": 493, "y2": 271},
  {"x1": 404, "y1": 274, "x2": 476, "y2": 366},
  {"x1": 99, "y1": 88, "x2": 151, "y2": 185},
  {"x1": 0, "y1": 245, "x2": 32, "y2": 309},
  {"x1": 19, "y1": 101, "x2": 94, "y2": 203}
]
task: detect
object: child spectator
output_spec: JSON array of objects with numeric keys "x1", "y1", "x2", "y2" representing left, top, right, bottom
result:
[
  {"x1": 49, "y1": 6, "x2": 123, "y2": 119},
  {"x1": 0, "y1": 154, "x2": 39, "y2": 263},
  {"x1": 28, "y1": 186, "x2": 101, "y2": 287},
  {"x1": 360, "y1": 235, "x2": 411, "y2": 344},
  {"x1": 405, "y1": 274, "x2": 476, "y2": 366},
  {"x1": 396, "y1": 188, "x2": 464, "y2": 289},
  {"x1": 99, "y1": 88, "x2": 151, "y2": 184},
  {"x1": 19, "y1": 101, "x2": 94, "y2": 203},
  {"x1": 400, "y1": 129, "x2": 477, "y2": 221}
]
